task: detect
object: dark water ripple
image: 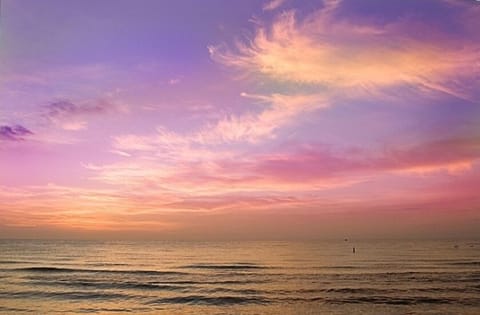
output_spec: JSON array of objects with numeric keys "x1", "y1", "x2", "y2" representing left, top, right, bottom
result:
[
  {"x1": 181, "y1": 263, "x2": 269, "y2": 270},
  {"x1": 29, "y1": 280, "x2": 189, "y2": 292},
  {"x1": 12, "y1": 267, "x2": 187, "y2": 276},
  {"x1": 323, "y1": 296, "x2": 480, "y2": 306},
  {"x1": 0, "y1": 290, "x2": 131, "y2": 301},
  {"x1": 0, "y1": 307, "x2": 35, "y2": 313},
  {"x1": 147, "y1": 295, "x2": 269, "y2": 306}
]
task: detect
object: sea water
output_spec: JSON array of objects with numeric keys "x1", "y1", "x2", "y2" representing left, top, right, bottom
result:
[{"x1": 0, "y1": 240, "x2": 479, "y2": 314}]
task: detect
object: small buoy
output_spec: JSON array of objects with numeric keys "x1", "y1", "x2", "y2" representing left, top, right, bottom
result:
[
  {"x1": 353, "y1": 247, "x2": 356, "y2": 253},
  {"x1": 344, "y1": 238, "x2": 348, "y2": 242}
]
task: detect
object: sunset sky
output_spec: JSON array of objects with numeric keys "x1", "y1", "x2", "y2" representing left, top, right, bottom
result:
[{"x1": 1, "y1": 0, "x2": 479, "y2": 240}]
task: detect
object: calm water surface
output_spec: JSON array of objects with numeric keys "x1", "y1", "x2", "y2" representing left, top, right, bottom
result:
[{"x1": 0, "y1": 240, "x2": 479, "y2": 314}]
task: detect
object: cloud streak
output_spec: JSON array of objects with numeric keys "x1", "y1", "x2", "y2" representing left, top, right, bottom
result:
[
  {"x1": 113, "y1": 92, "x2": 328, "y2": 163},
  {"x1": 263, "y1": 0, "x2": 286, "y2": 11},
  {"x1": 0, "y1": 124, "x2": 33, "y2": 141},
  {"x1": 43, "y1": 99, "x2": 124, "y2": 131}
]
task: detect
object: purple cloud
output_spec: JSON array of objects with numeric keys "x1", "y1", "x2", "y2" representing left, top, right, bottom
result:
[
  {"x1": 44, "y1": 99, "x2": 121, "y2": 130},
  {"x1": 0, "y1": 125, "x2": 34, "y2": 141},
  {"x1": 46, "y1": 99, "x2": 113, "y2": 118}
]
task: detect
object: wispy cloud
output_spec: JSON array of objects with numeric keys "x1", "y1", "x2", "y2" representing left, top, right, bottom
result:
[
  {"x1": 197, "y1": 93, "x2": 327, "y2": 144},
  {"x1": 96, "y1": 134, "x2": 480, "y2": 202},
  {"x1": 0, "y1": 124, "x2": 34, "y2": 141},
  {"x1": 209, "y1": 1, "x2": 479, "y2": 99},
  {"x1": 168, "y1": 78, "x2": 181, "y2": 85},
  {"x1": 44, "y1": 99, "x2": 124, "y2": 130},
  {"x1": 263, "y1": 0, "x2": 286, "y2": 11},
  {"x1": 114, "y1": 92, "x2": 327, "y2": 156}
]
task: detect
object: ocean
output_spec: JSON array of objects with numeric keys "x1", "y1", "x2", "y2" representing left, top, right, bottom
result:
[{"x1": 0, "y1": 240, "x2": 479, "y2": 314}]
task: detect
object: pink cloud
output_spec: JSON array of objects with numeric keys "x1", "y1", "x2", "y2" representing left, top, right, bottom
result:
[{"x1": 209, "y1": 1, "x2": 479, "y2": 99}]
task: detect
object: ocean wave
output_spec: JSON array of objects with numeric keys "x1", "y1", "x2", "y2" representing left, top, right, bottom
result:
[
  {"x1": 324, "y1": 296, "x2": 480, "y2": 306},
  {"x1": 30, "y1": 279, "x2": 189, "y2": 292},
  {"x1": 20, "y1": 275, "x2": 268, "y2": 287},
  {"x1": 321, "y1": 271, "x2": 480, "y2": 282},
  {"x1": 198, "y1": 287, "x2": 264, "y2": 295},
  {"x1": 324, "y1": 287, "x2": 480, "y2": 294},
  {"x1": 130, "y1": 279, "x2": 269, "y2": 285},
  {"x1": 0, "y1": 306, "x2": 35, "y2": 313},
  {"x1": 0, "y1": 290, "x2": 131, "y2": 301},
  {"x1": 12, "y1": 267, "x2": 187, "y2": 276},
  {"x1": 85, "y1": 263, "x2": 130, "y2": 267},
  {"x1": 0, "y1": 260, "x2": 35, "y2": 264},
  {"x1": 148, "y1": 295, "x2": 269, "y2": 305},
  {"x1": 76, "y1": 308, "x2": 134, "y2": 313},
  {"x1": 181, "y1": 263, "x2": 268, "y2": 270},
  {"x1": 446, "y1": 261, "x2": 480, "y2": 266}
]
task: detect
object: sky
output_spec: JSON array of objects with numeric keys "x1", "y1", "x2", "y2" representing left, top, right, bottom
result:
[{"x1": 0, "y1": 0, "x2": 479, "y2": 240}]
